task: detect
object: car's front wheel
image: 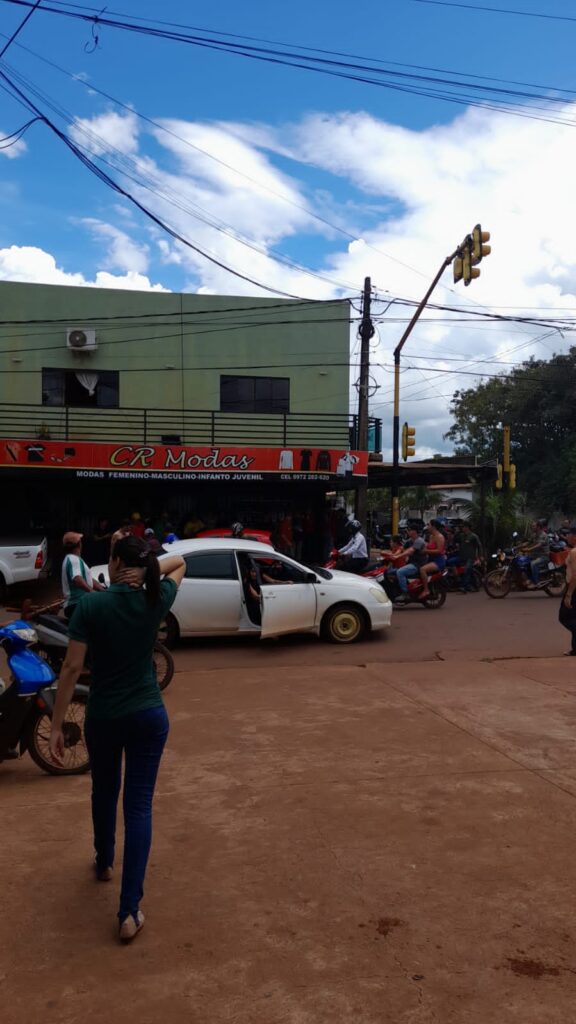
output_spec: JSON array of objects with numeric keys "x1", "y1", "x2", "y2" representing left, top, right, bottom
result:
[{"x1": 321, "y1": 603, "x2": 366, "y2": 644}]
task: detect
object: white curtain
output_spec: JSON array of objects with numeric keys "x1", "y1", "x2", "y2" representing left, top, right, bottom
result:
[{"x1": 75, "y1": 371, "x2": 99, "y2": 396}]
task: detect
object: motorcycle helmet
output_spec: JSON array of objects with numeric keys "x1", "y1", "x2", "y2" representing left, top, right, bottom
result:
[
  {"x1": 231, "y1": 522, "x2": 244, "y2": 538},
  {"x1": 349, "y1": 519, "x2": 362, "y2": 534}
]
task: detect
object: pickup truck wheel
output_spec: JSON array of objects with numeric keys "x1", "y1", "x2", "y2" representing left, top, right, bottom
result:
[{"x1": 321, "y1": 604, "x2": 366, "y2": 644}]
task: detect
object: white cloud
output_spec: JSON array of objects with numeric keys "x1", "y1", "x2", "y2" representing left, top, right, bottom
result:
[
  {"x1": 0, "y1": 245, "x2": 168, "y2": 291},
  {"x1": 69, "y1": 110, "x2": 139, "y2": 157},
  {"x1": 79, "y1": 217, "x2": 149, "y2": 273},
  {"x1": 0, "y1": 131, "x2": 27, "y2": 160}
]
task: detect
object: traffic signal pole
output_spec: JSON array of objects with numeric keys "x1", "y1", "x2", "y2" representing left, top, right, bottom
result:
[{"x1": 391, "y1": 248, "x2": 460, "y2": 534}]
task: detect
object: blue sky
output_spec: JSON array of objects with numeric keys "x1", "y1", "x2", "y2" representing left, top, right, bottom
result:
[{"x1": 1, "y1": 0, "x2": 576, "y2": 453}]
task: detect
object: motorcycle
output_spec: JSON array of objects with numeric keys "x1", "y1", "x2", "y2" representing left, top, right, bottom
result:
[
  {"x1": 324, "y1": 549, "x2": 388, "y2": 584},
  {"x1": 23, "y1": 600, "x2": 175, "y2": 692},
  {"x1": 483, "y1": 540, "x2": 566, "y2": 599},
  {"x1": 381, "y1": 565, "x2": 448, "y2": 609},
  {"x1": 0, "y1": 619, "x2": 90, "y2": 775},
  {"x1": 443, "y1": 559, "x2": 485, "y2": 593}
]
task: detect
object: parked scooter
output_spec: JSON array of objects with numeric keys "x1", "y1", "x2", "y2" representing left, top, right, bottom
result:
[
  {"x1": 23, "y1": 599, "x2": 175, "y2": 692},
  {"x1": 484, "y1": 534, "x2": 566, "y2": 598},
  {"x1": 381, "y1": 566, "x2": 447, "y2": 608},
  {"x1": 0, "y1": 619, "x2": 90, "y2": 775}
]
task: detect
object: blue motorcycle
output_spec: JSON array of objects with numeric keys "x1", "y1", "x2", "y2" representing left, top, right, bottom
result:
[{"x1": 0, "y1": 619, "x2": 90, "y2": 775}]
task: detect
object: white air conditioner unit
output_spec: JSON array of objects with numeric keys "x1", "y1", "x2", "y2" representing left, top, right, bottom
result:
[{"x1": 66, "y1": 328, "x2": 97, "y2": 352}]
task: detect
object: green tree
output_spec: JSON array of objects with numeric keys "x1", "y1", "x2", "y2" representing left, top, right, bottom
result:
[
  {"x1": 399, "y1": 486, "x2": 438, "y2": 518},
  {"x1": 445, "y1": 346, "x2": 576, "y2": 515}
]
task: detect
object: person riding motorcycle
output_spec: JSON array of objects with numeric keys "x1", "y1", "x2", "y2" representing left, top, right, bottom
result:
[
  {"x1": 336, "y1": 520, "x2": 368, "y2": 573},
  {"x1": 231, "y1": 522, "x2": 244, "y2": 538},
  {"x1": 418, "y1": 520, "x2": 447, "y2": 599},
  {"x1": 390, "y1": 526, "x2": 428, "y2": 601},
  {"x1": 523, "y1": 519, "x2": 550, "y2": 587}
]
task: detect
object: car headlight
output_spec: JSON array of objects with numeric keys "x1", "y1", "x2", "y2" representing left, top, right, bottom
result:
[{"x1": 369, "y1": 587, "x2": 388, "y2": 604}]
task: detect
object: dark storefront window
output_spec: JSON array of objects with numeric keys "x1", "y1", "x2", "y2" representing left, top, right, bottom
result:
[
  {"x1": 220, "y1": 375, "x2": 290, "y2": 414},
  {"x1": 42, "y1": 369, "x2": 119, "y2": 408}
]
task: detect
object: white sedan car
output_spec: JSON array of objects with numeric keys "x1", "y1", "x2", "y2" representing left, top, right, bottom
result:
[{"x1": 94, "y1": 538, "x2": 392, "y2": 646}]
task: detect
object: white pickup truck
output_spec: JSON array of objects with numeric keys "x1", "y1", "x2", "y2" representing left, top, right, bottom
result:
[{"x1": 0, "y1": 536, "x2": 48, "y2": 602}]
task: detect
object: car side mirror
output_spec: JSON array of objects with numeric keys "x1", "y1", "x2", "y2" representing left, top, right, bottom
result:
[
  {"x1": 305, "y1": 572, "x2": 317, "y2": 584},
  {"x1": 98, "y1": 572, "x2": 106, "y2": 584}
]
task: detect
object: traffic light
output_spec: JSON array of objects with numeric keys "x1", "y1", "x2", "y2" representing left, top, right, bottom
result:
[
  {"x1": 496, "y1": 463, "x2": 503, "y2": 489},
  {"x1": 471, "y1": 224, "x2": 491, "y2": 265},
  {"x1": 402, "y1": 422, "x2": 416, "y2": 461},
  {"x1": 462, "y1": 238, "x2": 480, "y2": 287},
  {"x1": 508, "y1": 463, "x2": 517, "y2": 490},
  {"x1": 454, "y1": 225, "x2": 491, "y2": 286}
]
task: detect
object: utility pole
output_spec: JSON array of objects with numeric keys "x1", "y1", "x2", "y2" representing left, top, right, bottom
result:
[
  {"x1": 355, "y1": 276, "x2": 373, "y2": 530},
  {"x1": 391, "y1": 252, "x2": 458, "y2": 534}
]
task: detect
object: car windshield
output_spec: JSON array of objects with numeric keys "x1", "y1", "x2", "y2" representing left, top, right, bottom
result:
[{"x1": 309, "y1": 565, "x2": 333, "y2": 580}]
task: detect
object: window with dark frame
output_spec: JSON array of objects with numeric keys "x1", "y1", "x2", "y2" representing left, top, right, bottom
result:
[
  {"x1": 184, "y1": 551, "x2": 238, "y2": 580},
  {"x1": 41, "y1": 369, "x2": 119, "y2": 408},
  {"x1": 220, "y1": 375, "x2": 290, "y2": 414}
]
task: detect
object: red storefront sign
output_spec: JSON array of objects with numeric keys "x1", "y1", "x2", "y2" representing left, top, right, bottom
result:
[{"x1": 0, "y1": 439, "x2": 368, "y2": 482}]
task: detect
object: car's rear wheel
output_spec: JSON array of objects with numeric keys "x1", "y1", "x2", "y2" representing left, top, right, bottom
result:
[
  {"x1": 321, "y1": 604, "x2": 366, "y2": 644},
  {"x1": 157, "y1": 612, "x2": 179, "y2": 649}
]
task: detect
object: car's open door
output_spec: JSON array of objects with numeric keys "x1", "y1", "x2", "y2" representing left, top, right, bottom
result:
[{"x1": 259, "y1": 579, "x2": 317, "y2": 638}]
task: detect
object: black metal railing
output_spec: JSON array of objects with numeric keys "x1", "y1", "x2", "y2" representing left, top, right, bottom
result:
[{"x1": 0, "y1": 403, "x2": 382, "y2": 451}]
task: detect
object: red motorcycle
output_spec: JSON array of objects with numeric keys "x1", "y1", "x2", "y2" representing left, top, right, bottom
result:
[
  {"x1": 324, "y1": 549, "x2": 388, "y2": 583},
  {"x1": 381, "y1": 564, "x2": 447, "y2": 609}
]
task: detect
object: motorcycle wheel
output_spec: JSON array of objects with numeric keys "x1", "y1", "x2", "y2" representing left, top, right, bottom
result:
[
  {"x1": 544, "y1": 573, "x2": 566, "y2": 598},
  {"x1": 152, "y1": 641, "x2": 175, "y2": 692},
  {"x1": 26, "y1": 695, "x2": 90, "y2": 776},
  {"x1": 483, "y1": 569, "x2": 511, "y2": 598},
  {"x1": 423, "y1": 585, "x2": 446, "y2": 609},
  {"x1": 157, "y1": 612, "x2": 179, "y2": 649}
]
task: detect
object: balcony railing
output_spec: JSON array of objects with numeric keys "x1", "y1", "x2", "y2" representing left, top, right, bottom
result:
[{"x1": 0, "y1": 403, "x2": 382, "y2": 451}]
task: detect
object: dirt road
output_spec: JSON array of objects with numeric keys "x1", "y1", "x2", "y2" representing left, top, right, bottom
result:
[
  {"x1": 3, "y1": 645, "x2": 576, "y2": 1023},
  {"x1": 171, "y1": 588, "x2": 566, "y2": 670}
]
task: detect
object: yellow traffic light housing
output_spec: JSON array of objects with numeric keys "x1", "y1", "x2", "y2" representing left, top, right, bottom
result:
[
  {"x1": 402, "y1": 422, "x2": 416, "y2": 461},
  {"x1": 508, "y1": 463, "x2": 517, "y2": 490},
  {"x1": 471, "y1": 224, "x2": 491, "y2": 264},
  {"x1": 454, "y1": 225, "x2": 491, "y2": 286},
  {"x1": 495, "y1": 463, "x2": 503, "y2": 489}
]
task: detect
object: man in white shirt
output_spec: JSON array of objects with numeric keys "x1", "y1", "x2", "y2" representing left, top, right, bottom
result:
[
  {"x1": 61, "y1": 531, "x2": 105, "y2": 619},
  {"x1": 336, "y1": 520, "x2": 369, "y2": 573}
]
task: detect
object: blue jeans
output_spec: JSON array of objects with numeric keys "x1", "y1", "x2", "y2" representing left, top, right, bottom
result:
[
  {"x1": 396, "y1": 563, "x2": 418, "y2": 592},
  {"x1": 85, "y1": 705, "x2": 169, "y2": 922},
  {"x1": 530, "y1": 556, "x2": 548, "y2": 584}
]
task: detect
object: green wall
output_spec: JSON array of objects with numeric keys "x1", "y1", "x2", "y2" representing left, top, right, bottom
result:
[{"x1": 0, "y1": 282, "x2": 351, "y2": 446}]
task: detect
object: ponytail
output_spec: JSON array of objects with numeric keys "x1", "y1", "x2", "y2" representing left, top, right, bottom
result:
[{"x1": 112, "y1": 534, "x2": 162, "y2": 607}]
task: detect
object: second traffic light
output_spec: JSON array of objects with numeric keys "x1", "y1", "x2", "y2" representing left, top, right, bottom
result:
[{"x1": 402, "y1": 422, "x2": 416, "y2": 460}]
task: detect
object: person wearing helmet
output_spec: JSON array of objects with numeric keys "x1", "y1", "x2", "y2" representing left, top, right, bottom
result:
[
  {"x1": 523, "y1": 518, "x2": 550, "y2": 587},
  {"x1": 336, "y1": 519, "x2": 368, "y2": 574},
  {"x1": 231, "y1": 522, "x2": 244, "y2": 538}
]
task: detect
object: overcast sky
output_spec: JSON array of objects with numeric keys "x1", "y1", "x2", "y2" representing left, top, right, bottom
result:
[{"x1": 1, "y1": 0, "x2": 576, "y2": 456}]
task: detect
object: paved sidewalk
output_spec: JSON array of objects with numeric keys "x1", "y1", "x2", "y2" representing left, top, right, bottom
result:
[{"x1": 3, "y1": 656, "x2": 576, "y2": 1023}]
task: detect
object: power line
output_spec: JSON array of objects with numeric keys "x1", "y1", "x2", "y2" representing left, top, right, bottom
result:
[
  {"x1": 0, "y1": 70, "x2": 318, "y2": 300},
  {"x1": 2, "y1": 1, "x2": 576, "y2": 129},
  {"x1": 409, "y1": 0, "x2": 576, "y2": 23},
  {"x1": 0, "y1": 0, "x2": 42, "y2": 59}
]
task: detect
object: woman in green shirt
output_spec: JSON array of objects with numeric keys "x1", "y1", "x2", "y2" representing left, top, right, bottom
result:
[{"x1": 50, "y1": 530, "x2": 186, "y2": 942}]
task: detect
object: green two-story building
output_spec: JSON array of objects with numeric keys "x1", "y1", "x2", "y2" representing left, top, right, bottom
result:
[{"x1": 0, "y1": 281, "x2": 379, "y2": 555}]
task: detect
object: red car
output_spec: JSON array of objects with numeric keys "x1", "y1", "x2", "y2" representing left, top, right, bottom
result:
[{"x1": 196, "y1": 527, "x2": 273, "y2": 546}]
